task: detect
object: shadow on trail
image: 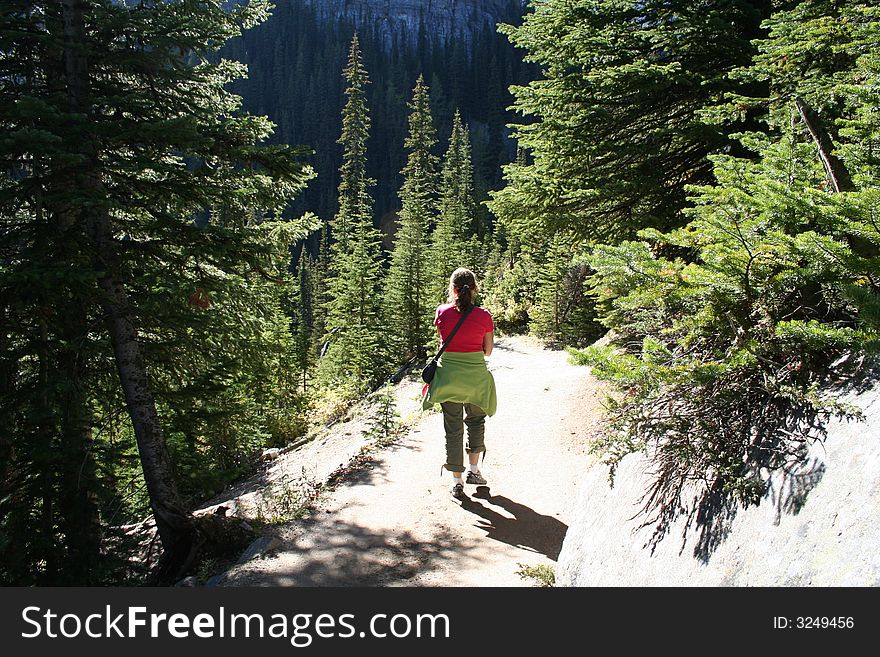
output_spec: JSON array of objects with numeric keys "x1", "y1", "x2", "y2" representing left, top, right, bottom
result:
[
  {"x1": 325, "y1": 438, "x2": 424, "y2": 491},
  {"x1": 460, "y1": 492, "x2": 568, "y2": 561},
  {"x1": 223, "y1": 520, "x2": 478, "y2": 587},
  {"x1": 492, "y1": 340, "x2": 522, "y2": 351}
]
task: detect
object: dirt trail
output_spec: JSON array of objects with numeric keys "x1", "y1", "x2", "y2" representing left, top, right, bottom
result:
[{"x1": 216, "y1": 335, "x2": 605, "y2": 587}]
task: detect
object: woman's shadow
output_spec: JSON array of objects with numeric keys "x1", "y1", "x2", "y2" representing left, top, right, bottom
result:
[{"x1": 460, "y1": 490, "x2": 568, "y2": 560}]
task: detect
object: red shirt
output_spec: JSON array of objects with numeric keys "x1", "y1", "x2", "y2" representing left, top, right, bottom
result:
[{"x1": 434, "y1": 304, "x2": 494, "y2": 353}]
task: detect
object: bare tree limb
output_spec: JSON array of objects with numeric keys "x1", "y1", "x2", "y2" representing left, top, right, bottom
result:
[{"x1": 794, "y1": 96, "x2": 854, "y2": 193}]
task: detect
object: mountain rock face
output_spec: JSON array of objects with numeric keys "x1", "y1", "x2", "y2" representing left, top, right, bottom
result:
[{"x1": 304, "y1": 0, "x2": 521, "y2": 45}]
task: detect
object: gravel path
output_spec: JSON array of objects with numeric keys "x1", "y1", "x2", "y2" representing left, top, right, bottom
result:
[{"x1": 216, "y1": 335, "x2": 605, "y2": 587}]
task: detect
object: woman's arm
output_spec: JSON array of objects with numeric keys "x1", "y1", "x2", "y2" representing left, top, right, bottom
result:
[{"x1": 483, "y1": 331, "x2": 494, "y2": 356}]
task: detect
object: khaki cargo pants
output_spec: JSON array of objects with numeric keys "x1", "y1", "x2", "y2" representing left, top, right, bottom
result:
[{"x1": 441, "y1": 401, "x2": 486, "y2": 473}]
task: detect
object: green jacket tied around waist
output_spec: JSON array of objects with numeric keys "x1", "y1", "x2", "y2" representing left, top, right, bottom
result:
[{"x1": 421, "y1": 350, "x2": 497, "y2": 416}]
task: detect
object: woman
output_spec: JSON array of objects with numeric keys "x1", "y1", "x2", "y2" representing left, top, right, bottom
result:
[{"x1": 422, "y1": 267, "x2": 497, "y2": 500}]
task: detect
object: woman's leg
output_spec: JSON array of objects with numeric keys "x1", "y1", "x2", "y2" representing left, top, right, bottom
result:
[
  {"x1": 441, "y1": 401, "x2": 465, "y2": 475},
  {"x1": 464, "y1": 404, "x2": 487, "y2": 475},
  {"x1": 464, "y1": 403, "x2": 486, "y2": 455}
]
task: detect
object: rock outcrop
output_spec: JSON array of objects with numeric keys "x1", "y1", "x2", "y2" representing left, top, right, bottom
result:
[
  {"x1": 556, "y1": 384, "x2": 880, "y2": 586},
  {"x1": 304, "y1": 0, "x2": 521, "y2": 46}
]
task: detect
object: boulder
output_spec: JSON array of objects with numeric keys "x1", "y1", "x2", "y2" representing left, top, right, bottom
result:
[{"x1": 556, "y1": 384, "x2": 880, "y2": 586}]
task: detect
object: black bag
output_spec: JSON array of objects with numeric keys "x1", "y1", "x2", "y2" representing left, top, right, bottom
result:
[
  {"x1": 422, "y1": 305, "x2": 473, "y2": 383},
  {"x1": 421, "y1": 359, "x2": 438, "y2": 384}
]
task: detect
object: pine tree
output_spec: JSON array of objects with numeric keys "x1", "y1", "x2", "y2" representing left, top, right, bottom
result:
[
  {"x1": 431, "y1": 110, "x2": 477, "y2": 302},
  {"x1": 320, "y1": 34, "x2": 387, "y2": 391},
  {"x1": 529, "y1": 233, "x2": 574, "y2": 343},
  {"x1": 489, "y1": 0, "x2": 773, "y2": 242},
  {"x1": 291, "y1": 250, "x2": 318, "y2": 393},
  {"x1": 385, "y1": 75, "x2": 439, "y2": 359},
  {"x1": 0, "y1": 0, "x2": 314, "y2": 583},
  {"x1": 311, "y1": 225, "x2": 331, "y2": 361},
  {"x1": 223, "y1": 0, "x2": 528, "y2": 226},
  {"x1": 481, "y1": 221, "x2": 536, "y2": 335},
  {"x1": 332, "y1": 33, "x2": 370, "y2": 251},
  {"x1": 575, "y1": 0, "x2": 880, "y2": 534}
]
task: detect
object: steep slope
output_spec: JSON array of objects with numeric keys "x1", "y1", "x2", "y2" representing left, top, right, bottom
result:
[{"x1": 225, "y1": 0, "x2": 530, "y2": 222}]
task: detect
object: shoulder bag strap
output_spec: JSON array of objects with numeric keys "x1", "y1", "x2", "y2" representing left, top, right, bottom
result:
[{"x1": 431, "y1": 305, "x2": 474, "y2": 363}]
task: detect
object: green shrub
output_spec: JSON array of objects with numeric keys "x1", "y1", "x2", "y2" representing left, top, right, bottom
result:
[{"x1": 575, "y1": 134, "x2": 879, "y2": 537}]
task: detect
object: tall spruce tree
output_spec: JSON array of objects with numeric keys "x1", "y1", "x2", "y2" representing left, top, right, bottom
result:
[
  {"x1": 489, "y1": 0, "x2": 773, "y2": 242},
  {"x1": 222, "y1": 0, "x2": 529, "y2": 223},
  {"x1": 320, "y1": 34, "x2": 387, "y2": 391},
  {"x1": 481, "y1": 221, "x2": 537, "y2": 334},
  {"x1": 431, "y1": 110, "x2": 477, "y2": 302},
  {"x1": 0, "y1": 0, "x2": 313, "y2": 583},
  {"x1": 291, "y1": 250, "x2": 318, "y2": 392},
  {"x1": 385, "y1": 75, "x2": 439, "y2": 359},
  {"x1": 332, "y1": 34, "x2": 370, "y2": 251},
  {"x1": 529, "y1": 232, "x2": 578, "y2": 343}
]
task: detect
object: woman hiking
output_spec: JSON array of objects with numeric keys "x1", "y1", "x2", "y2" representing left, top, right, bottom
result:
[{"x1": 422, "y1": 268, "x2": 497, "y2": 500}]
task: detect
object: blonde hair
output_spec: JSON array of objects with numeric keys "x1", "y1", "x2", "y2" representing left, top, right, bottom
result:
[{"x1": 447, "y1": 267, "x2": 477, "y2": 312}]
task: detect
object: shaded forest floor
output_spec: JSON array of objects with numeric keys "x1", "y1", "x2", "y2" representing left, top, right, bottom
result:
[{"x1": 202, "y1": 335, "x2": 606, "y2": 587}]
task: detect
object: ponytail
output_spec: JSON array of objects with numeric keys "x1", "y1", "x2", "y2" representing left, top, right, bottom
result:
[
  {"x1": 456, "y1": 284, "x2": 473, "y2": 312},
  {"x1": 447, "y1": 268, "x2": 477, "y2": 312}
]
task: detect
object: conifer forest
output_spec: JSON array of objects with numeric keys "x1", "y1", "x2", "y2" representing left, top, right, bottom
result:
[{"x1": 2, "y1": 0, "x2": 879, "y2": 584}]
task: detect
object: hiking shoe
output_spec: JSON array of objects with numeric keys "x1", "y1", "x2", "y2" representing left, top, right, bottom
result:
[
  {"x1": 452, "y1": 483, "x2": 466, "y2": 500},
  {"x1": 465, "y1": 471, "x2": 487, "y2": 486}
]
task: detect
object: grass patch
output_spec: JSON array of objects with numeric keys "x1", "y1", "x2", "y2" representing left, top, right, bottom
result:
[{"x1": 516, "y1": 563, "x2": 555, "y2": 587}]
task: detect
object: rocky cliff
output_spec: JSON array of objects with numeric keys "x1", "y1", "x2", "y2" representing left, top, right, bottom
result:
[
  {"x1": 304, "y1": 0, "x2": 522, "y2": 46},
  {"x1": 556, "y1": 383, "x2": 880, "y2": 586}
]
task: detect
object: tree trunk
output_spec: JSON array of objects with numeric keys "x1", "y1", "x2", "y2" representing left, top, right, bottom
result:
[
  {"x1": 795, "y1": 96, "x2": 877, "y2": 258},
  {"x1": 794, "y1": 96, "x2": 854, "y2": 193},
  {"x1": 58, "y1": 0, "x2": 200, "y2": 583},
  {"x1": 37, "y1": 313, "x2": 59, "y2": 583},
  {"x1": 57, "y1": 310, "x2": 103, "y2": 583},
  {"x1": 0, "y1": 306, "x2": 14, "y2": 515},
  {"x1": 94, "y1": 250, "x2": 202, "y2": 582}
]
